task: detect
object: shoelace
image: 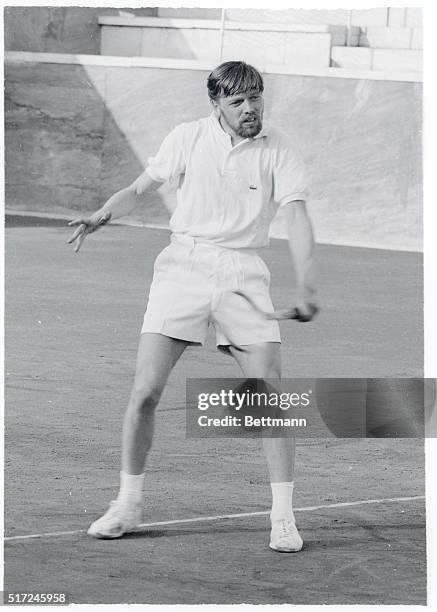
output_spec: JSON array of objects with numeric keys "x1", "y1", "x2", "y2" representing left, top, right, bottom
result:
[
  {"x1": 278, "y1": 519, "x2": 296, "y2": 538},
  {"x1": 105, "y1": 500, "x2": 131, "y2": 518}
]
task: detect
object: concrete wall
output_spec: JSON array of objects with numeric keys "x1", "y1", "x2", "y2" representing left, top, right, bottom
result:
[
  {"x1": 5, "y1": 60, "x2": 422, "y2": 250},
  {"x1": 4, "y1": 7, "x2": 158, "y2": 54},
  {"x1": 157, "y1": 7, "x2": 422, "y2": 28},
  {"x1": 4, "y1": 7, "x2": 422, "y2": 56},
  {"x1": 100, "y1": 20, "x2": 335, "y2": 69}
]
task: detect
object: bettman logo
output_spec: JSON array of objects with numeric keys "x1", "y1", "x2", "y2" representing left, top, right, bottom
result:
[{"x1": 249, "y1": 185, "x2": 258, "y2": 190}]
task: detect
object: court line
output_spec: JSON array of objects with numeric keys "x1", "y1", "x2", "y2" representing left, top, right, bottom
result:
[{"x1": 4, "y1": 495, "x2": 424, "y2": 543}]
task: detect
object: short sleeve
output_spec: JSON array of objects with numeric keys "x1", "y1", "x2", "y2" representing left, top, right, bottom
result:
[
  {"x1": 145, "y1": 124, "x2": 186, "y2": 183},
  {"x1": 272, "y1": 137, "x2": 308, "y2": 207}
]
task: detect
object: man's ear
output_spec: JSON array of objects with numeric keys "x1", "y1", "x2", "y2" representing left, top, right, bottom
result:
[{"x1": 210, "y1": 98, "x2": 221, "y2": 117}]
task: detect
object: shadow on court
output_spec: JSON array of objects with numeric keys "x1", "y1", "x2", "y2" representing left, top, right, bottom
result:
[{"x1": 4, "y1": 219, "x2": 425, "y2": 604}]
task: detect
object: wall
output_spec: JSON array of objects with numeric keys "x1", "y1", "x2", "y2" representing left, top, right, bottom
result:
[
  {"x1": 5, "y1": 59, "x2": 422, "y2": 251},
  {"x1": 157, "y1": 7, "x2": 422, "y2": 28},
  {"x1": 4, "y1": 7, "x2": 158, "y2": 55},
  {"x1": 5, "y1": 7, "x2": 422, "y2": 56}
]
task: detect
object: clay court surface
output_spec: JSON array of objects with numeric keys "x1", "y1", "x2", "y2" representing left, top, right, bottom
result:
[{"x1": 4, "y1": 216, "x2": 425, "y2": 604}]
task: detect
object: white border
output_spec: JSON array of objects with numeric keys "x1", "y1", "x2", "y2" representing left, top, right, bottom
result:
[{"x1": 2, "y1": 2, "x2": 432, "y2": 611}]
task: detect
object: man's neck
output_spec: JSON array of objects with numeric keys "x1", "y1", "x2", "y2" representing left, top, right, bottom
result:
[{"x1": 218, "y1": 115, "x2": 244, "y2": 146}]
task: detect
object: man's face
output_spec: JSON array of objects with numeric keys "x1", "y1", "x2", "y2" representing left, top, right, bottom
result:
[{"x1": 213, "y1": 89, "x2": 264, "y2": 140}]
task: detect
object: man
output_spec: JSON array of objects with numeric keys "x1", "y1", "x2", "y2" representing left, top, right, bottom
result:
[{"x1": 68, "y1": 61, "x2": 317, "y2": 552}]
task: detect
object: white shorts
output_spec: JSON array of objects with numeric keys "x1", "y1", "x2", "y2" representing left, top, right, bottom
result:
[{"x1": 141, "y1": 234, "x2": 281, "y2": 350}]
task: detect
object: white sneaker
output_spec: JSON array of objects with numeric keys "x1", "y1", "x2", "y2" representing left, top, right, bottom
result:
[
  {"x1": 269, "y1": 518, "x2": 303, "y2": 552},
  {"x1": 87, "y1": 500, "x2": 143, "y2": 539}
]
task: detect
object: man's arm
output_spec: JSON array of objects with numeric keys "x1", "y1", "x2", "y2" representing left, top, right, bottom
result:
[
  {"x1": 284, "y1": 200, "x2": 318, "y2": 318},
  {"x1": 68, "y1": 171, "x2": 162, "y2": 252},
  {"x1": 97, "y1": 171, "x2": 163, "y2": 221}
]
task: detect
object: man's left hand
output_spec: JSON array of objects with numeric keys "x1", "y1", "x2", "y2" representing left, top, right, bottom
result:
[
  {"x1": 292, "y1": 302, "x2": 319, "y2": 322},
  {"x1": 264, "y1": 302, "x2": 319, "y2": 322}
]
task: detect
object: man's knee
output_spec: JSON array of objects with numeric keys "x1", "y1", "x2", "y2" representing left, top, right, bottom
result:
[
  {"x1": 129, "y1": 379, "x2": 163, "y2": 414},
  {"x1": 231, "y1": 342, "x2": 281, "y2": 378}
]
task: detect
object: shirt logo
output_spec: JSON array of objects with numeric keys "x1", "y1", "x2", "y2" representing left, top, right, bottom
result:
[{"x1": 249, "y1": 185, "x2": 258, "y2": 190}]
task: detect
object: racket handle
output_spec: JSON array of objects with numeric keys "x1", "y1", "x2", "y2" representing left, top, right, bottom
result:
[
  {"x1": 269, "y1": 304, "x2": 319, "y2": 322},
  {"x1": 293, "y1": 304, "x2": 319, "y2": 322},
  {"x1": 231, "y1": 290, "x2": 319, "y2": 322}
]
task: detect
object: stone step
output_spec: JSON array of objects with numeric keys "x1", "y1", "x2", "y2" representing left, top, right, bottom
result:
[
  {"x1": 331, "y1": 46, "x2": 422, "y2": 73},
  {"x1": 372, "y1": 48, "x2": 422, "y2": 72},
  {"x1": 99, "y1": 16, "x2": 349, "y2": 45},
  {"x1": 359, "y1": 26, "x2": 422, "y2": 50},
  {"x1": 158, "y1": 7, "x2": 389, "y2": 27},
  {"x1": 157, "y1": 8, "x2": 422, "y2": 29},
  {"x1": 98, "y1": 15, "x2": 422, "y2": 75},
  {"x1": 156, "y1": 7, "x2": 222, "y2": 20},
  {"x1": 331, "y1": 47, "x2": 373, "y2": 70},
  {"x1": 387, "y1": 7, "x2": 422, "y2": 28},
  {"x1": 99, "y1": 17, "x2": 348, "y2": 68}
]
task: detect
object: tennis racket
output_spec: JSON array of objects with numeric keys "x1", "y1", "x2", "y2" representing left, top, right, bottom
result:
[
  {"x1": 214, "y1": 289, "x2": 319, "y2": 353},
  {"x1": 232, "y1": 289, "x2": 319, "y2": 322}
]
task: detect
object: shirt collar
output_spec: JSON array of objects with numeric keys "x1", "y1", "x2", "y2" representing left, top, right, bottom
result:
[{"x1": 209, "y1": 112, "x2": 268, "y2": 141}]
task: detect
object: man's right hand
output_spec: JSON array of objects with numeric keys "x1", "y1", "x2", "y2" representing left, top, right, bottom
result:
[{"x1": 67, "y1": 211, "x2": 112, "y2": 253}]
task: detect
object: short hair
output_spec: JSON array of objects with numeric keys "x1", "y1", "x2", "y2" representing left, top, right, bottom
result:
[{"x1": 207, "y1": 61, "x2": 264, "y2": 100}]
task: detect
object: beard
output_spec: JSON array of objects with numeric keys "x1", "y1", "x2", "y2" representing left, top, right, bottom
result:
[{"x1": 237, "y1": 114, "x2": 262, "y2": 138}]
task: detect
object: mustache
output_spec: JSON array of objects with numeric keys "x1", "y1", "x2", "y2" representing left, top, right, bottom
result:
[{"x1": 240, "y1": 114, "x2": 259, "y2": 123}]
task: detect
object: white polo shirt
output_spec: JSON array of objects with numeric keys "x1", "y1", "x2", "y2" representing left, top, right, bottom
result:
[{"x1": 145, "y1": 113, "x2": 307, "y2": 249}]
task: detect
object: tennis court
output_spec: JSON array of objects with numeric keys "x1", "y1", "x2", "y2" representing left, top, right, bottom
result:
[{"x1": 4, "y1": 216, "x2": 425, "y2": 604}]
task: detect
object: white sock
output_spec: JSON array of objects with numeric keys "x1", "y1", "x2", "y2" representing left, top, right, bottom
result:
[
  {"x1": 270, "y1": 481, "x2": 295, "y2": 523},
  {"x1": 117, "y1": 471, "x2": 145, "y2": 505}
]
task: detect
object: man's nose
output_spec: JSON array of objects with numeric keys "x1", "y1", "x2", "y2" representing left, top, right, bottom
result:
[{"x1": 241, "y1": 99, "x2": 256, "y2": 114}]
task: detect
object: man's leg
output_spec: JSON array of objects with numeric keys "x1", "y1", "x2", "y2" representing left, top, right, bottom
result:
[
  {"x1": 229, "y1": 342, "x2": 302, "y2": 552},
  {"x1": 121, "y1": 332, "x2": 188, "y2": 474},
  {"x1": 88, "y1": 332, "x2": 188, "y2": 538}
]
